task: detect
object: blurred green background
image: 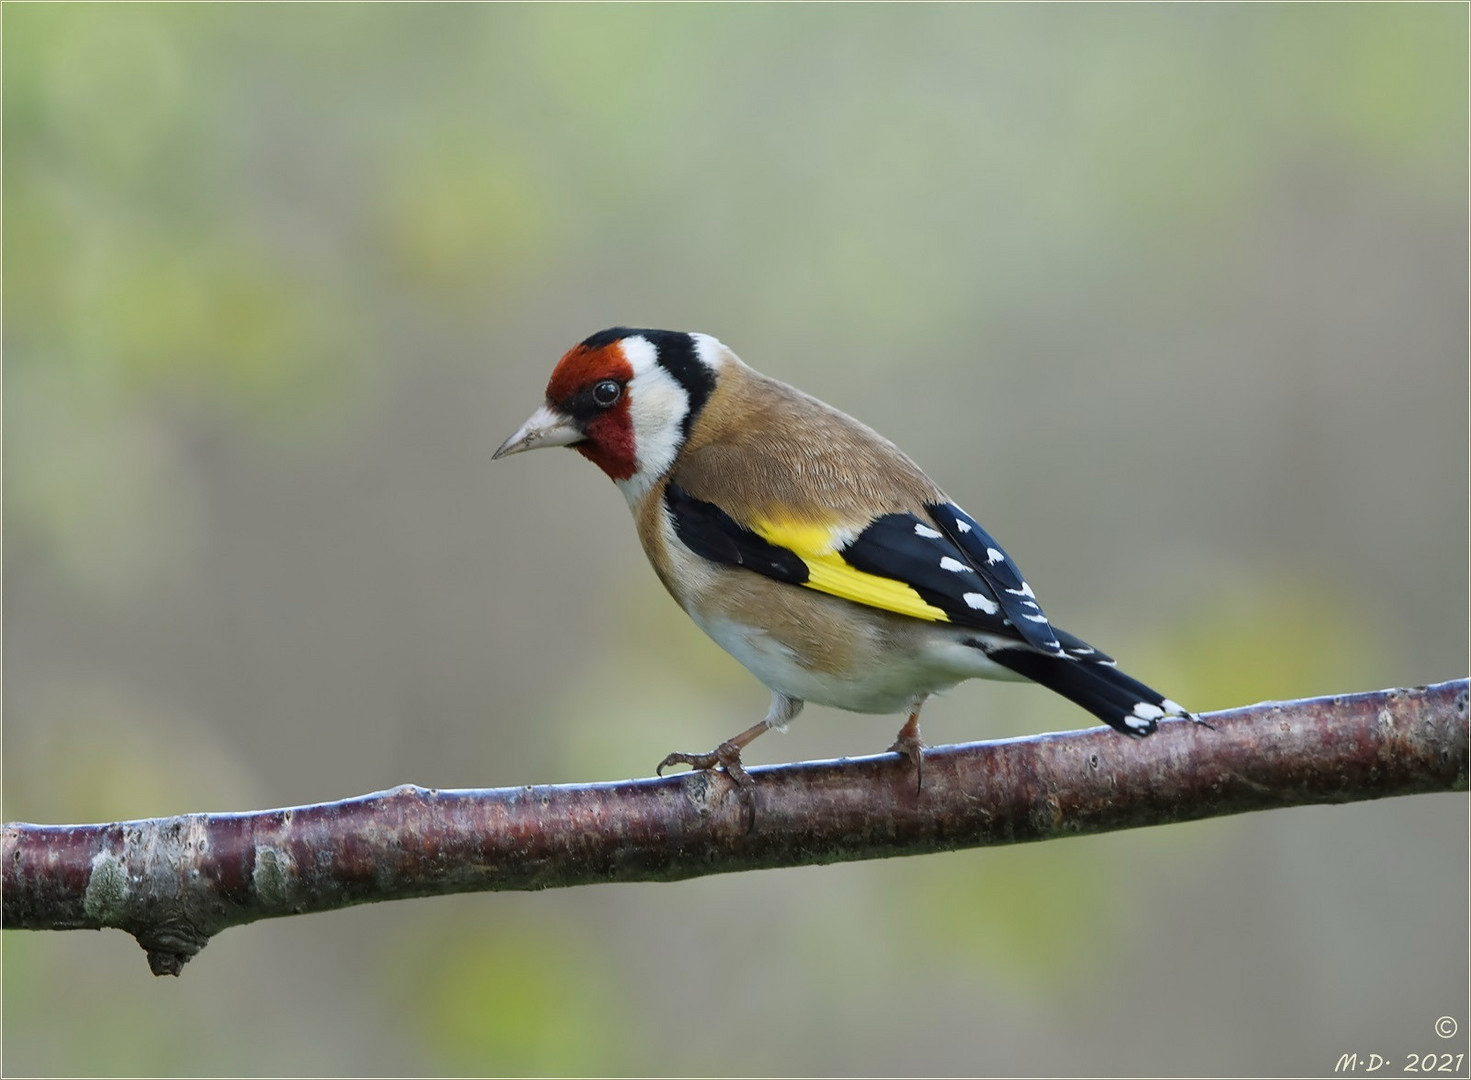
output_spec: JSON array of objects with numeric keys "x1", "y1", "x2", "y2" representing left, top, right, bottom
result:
[{"x1": 4, "y1": 4, "x2": 1466, "y2": 1076}]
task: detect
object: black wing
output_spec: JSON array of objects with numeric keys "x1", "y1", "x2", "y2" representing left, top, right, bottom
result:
[{"x1": 665, "y1": 482, "x2": 1052, "y2": 644}]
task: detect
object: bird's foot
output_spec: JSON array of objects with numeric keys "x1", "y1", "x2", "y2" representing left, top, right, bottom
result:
[
  {"x1": 657, "y1": 738, "x2": 755, "y2": 787},
  {"x1": 657, "y1": 739, "x2": 757, "y2": 828},
  {"x1": 888, "y1": 712, "x2": 927, "y2": 793}
]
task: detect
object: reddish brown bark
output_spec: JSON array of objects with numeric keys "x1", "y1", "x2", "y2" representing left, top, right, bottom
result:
[{"x1": 4, "y1": 680, "x2": 1466, "y2": 976}]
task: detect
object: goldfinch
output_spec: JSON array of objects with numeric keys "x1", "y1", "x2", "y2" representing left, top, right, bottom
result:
[{"x1": 495, "y1": 328, "x2": 1196, "y2": 791}]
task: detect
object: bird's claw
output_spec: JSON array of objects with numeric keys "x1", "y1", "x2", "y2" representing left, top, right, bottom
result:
[
  {"x1": 656, "y1": 740, "x2": 753, "y2": 787},
  {"x1": 888, "y1": 731, "x2": 927, "y2": 793},
  {"x1": 656, "y1": 740, "x2": 758, "y2": 829}
]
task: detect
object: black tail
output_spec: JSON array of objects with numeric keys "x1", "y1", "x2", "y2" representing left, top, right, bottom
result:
[{"x1": 984, "y1": 635, "x2": 1194, "y2": 737}]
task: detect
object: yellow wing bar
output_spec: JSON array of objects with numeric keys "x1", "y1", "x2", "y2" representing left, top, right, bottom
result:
[{"x1": 750, "y1": 516, "x2": 950, "y2": 624}]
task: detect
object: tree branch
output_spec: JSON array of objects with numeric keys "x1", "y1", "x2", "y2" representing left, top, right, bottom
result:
[{"x1": 4, "y1": 680, "x2": 1466, "y2": 976}]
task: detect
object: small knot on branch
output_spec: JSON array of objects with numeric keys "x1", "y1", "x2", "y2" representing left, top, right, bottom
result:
[{"x1": 138, "y1": 920, "x2": 211, "y2": 977}]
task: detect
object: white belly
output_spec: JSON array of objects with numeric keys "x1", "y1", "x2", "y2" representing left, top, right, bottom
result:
[
  {"x1": 689, "y1": 609, "x2": 1022, "y2": 714},
  {"x1": 645, "y1": 491, "x2": 1024, "y2": 716}
]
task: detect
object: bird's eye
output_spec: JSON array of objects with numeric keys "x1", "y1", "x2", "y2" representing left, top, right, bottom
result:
[{"x1": 592, "y1": 380, "x2": 622, "y2": 407}]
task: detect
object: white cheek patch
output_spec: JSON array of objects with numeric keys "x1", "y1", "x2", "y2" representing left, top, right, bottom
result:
[
  {"x1": 614, "y1": 336, "x2": 690, "y2": 503},
  {"x1": 619, "y1": 334, "x2": 658, "y2": 374}
]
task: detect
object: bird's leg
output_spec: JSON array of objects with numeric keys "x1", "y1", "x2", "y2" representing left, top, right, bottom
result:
[
  {"x1": 657, "y1": 693, "x2": 803, "y2": 785},
  {"x1": 656, "y1": 718, "x2": 769, "y2": 788},
  {"x1": 657, "y1": 694, "x2": 804, "y2": 824},
  {"x1": 888, "y1": 696, "x2": 929, "y2": 792}
]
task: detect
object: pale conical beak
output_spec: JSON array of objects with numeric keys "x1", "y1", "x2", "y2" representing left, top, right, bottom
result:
[{"x1": 493, "y1": 403, "x2": 585, "y2": 460}]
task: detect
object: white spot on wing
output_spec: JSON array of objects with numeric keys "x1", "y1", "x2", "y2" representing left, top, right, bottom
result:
[
  {"x1": 1005, "y1": 582, "x2": 1036, "y2": 599},
  {"x1": 954, "y1": 517, "x2": 972, "y2": 533},
  {"x1": 939, "y1": 556, "x2": 971, "y2": 573},
  {"x1": 963, "y1": 592, "x2": 1000, "y2": 614},
  {"x1": 985, "y1": 547, "x2": 1004, "y2": 565},
  {"x1": 825, "y1": 524, "x2": 859, "y2": 553},
  {"x1": 914, "y1": 523, "x2": 943, "y2": 539},
  {"x1": 1022, "y1": 612, "x2": 1050, "y2": 624}
]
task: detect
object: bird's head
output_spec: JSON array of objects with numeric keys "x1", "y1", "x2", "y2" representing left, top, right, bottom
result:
[{"x1": 494, "y1": 328, "x2": 727, "y2": 499}]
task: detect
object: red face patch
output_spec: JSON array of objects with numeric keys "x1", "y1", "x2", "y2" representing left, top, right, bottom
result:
[
  {"x1": 575, "y1": 409, "x2": 636, "y2": 481},
  {"x1": 545, "y1": 342, "x2": 634, "y2": 404},
  {"x1": 545, "y1": 341, "x2": 638, "y2": 482}
]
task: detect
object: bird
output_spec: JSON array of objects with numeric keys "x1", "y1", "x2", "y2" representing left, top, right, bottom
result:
[{"x1": 494, "y1": 327, "x2": 1198, "y2": 797}]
